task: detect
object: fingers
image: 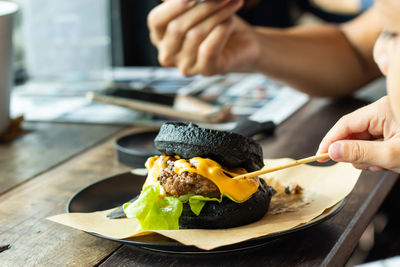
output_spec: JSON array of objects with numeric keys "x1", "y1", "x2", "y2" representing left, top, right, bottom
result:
[
  {"x1": 182, "y1": 17, "x2": 234, "y2": 75},
  {"x1": 317, "y1": 97, "x2": 388, "y2": 157},
  {"x1": 327, "y1": 139, "x2": 398, "y2": 171},
  {"x1": 148, "y1": 0, "x2": 196, "y2": 44},
  {"x1": 318, "y1": 131, "x2": 376, "y2": 163},
  {"x1": 199, "y1": 18, "x2": 235, "y2": 75},
  {"x1": 316, "y1": 95, "x2": 400, "y2": 173},
  {"x1": 159, "y1": 0, "x2": 242, "y2": 68}
]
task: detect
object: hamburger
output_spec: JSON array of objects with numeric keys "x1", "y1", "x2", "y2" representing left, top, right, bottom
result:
[{"x1": 122, "y1": 122, "x2": 275, "y2": 231}]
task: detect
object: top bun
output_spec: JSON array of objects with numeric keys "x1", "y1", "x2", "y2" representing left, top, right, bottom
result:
[{"x1": 154, "y1": 122, "x2": 264, "y2": 172}]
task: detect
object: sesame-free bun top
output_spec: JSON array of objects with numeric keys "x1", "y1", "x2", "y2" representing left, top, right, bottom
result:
[{"x1": 154, "y1": 122, "x2": 264, "y2": 172}]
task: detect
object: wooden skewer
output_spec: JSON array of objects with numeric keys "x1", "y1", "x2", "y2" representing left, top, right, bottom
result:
[{"x1": 234, "y1": 153, "x2": 330, "y2": 180}]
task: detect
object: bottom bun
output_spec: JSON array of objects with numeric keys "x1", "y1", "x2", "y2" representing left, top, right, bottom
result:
[{"x1": 179, "y1": 179, "x2": 275, "y2": 229}]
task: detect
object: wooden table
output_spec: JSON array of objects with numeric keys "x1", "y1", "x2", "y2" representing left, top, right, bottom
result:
[{"x1": 0, "y1": 97, "x2": 398, "y2": 266}]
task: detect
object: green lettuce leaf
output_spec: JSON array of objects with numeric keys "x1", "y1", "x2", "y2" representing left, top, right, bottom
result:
[
  {"x1": 123, "y1": 185, "x2": 241, "y2": 231},
  {"x1": 185, "y1": 193, "x2": 241, "y2": 215},
  {"x1": 187, "y1": 195, "x2": 220, "y2": 215},
  {"x1": 179, "y1": 192, "x2": 240, "y2": 216},
  {"x1": 123, "y1": 185, "x2": 183, "y2": 231}
]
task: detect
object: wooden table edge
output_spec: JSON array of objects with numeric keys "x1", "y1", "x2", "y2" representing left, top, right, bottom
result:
[{"x1": 323, "y1": 171, "x2": 399, "y2": 267}]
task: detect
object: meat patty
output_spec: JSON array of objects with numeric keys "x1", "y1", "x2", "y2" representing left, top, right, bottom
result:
[{"x1": 159, "y1": 160, "x2": 220, "y2": 198}]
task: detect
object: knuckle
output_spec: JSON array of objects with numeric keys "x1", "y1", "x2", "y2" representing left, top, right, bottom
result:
[
  {"x1": 180, "y1": 68, "x2": 191, "y2": 77},
  {"x1": 201, "y1": 4, "x2": 216, "y2": 14},
  {"x1": 200, "y1": 67, "x2": 217, "y2": 77},
  {"x1": 167, "y1": 21, "x2": 183, "y2": 36},
  {"x1": 348, "y1": 142, "x2": 364, "y2": 162},
  {"x1": 368, "y1": 114, "x2": 380, "y2": 129},
  {"x1": 178, "y1": 61, "x2": 193, "y2": 76},
  {"x1": 382, "y1": 145, "x2": 397, "y2": 166},
  {"x1": 147, "y1": 11, "x2": 160, "y2": 30},
  {"x1": 180, "y1": 66, "x2": 194, "y2": 77},
  {"x1": 158, "y1": 53, "x2": 173, "y2": 67},
  {"x1": 339, "y1": 114, "x2": 352, "y2": 124},
  {"x1": 178, "y1": 64, "x2": 189, "y2": 76},
  {"x1": 333, "y1": 117, "x2": 347, "y2": 131},
  {"x1": 149, "y1": 33, "x2": 158, "y2": 45},
  {"x1": 199, "y1": 45, "x2": 217, "y2": 61},
  {"x1": 187, "y1": 29, "x2": 205, "y2": 44}
]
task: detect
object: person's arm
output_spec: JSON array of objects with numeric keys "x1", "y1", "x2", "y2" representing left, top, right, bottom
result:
[
  {"x1": 252, "y1": 8, "x2": 382, "y2": 96},
  {"x1": 148, "y1": 1, "x2": 382, "y2": 97}
]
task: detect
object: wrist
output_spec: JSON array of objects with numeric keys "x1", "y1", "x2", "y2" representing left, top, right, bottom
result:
[
  {"x1": 229, "y1": 18, "x2": 263, "y2": 73},
  {"x1": 237, "y1": 28, "x2": 262, "y2": 73},
  {"x1": 249, "y1": 27, "x2": 267, "y2": 73},
  {"x1": 248, "y1": 26, "x2": 284, "y2": 74}
]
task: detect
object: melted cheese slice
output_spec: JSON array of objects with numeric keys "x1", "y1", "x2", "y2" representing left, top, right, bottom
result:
[{"x1": 143, "y1": 155, "x2": 259, "y2": 203}]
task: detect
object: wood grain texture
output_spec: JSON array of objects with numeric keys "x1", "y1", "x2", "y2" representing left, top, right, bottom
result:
[
  {"x1": 0, "y1": 126, "x2": 157, "y2": 266},
  {"x1": 99, "y1": 97, "x2": 399, "y2": 266},
  {"x1": 0, "y1": 122, "x2": 124, "y2": 194}
]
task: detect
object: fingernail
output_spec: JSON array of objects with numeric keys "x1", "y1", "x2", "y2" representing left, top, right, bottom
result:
[{"x1": 328, "y1": 142, "x2": 343, "y2": 161}]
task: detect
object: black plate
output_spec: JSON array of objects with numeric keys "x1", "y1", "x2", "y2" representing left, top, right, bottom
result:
[
  {"x1": 115, "y1": 131, "x2": 160, "y2": 168},
  {"x1": 67, "y1": 172, "x2": 345, "y2": 254}
]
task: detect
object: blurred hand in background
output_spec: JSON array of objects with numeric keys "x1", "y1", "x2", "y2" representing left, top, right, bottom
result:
[{"x1": 147, "y1": 0, "x2": 261, "y2": 76}]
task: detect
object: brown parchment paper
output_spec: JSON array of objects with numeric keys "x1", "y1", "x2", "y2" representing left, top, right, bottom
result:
[{"x1": 48, "y1": 158, "x2": 362, "y2": 250}]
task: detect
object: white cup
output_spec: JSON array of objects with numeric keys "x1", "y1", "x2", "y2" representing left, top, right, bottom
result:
[{"x1": 0, "y1": 1, "x2": 18, "y2": 133}]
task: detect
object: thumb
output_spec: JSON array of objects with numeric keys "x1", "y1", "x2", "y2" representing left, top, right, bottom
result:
[{"x1": 328, "y1": 140, "x2": 388, "y2": 167}]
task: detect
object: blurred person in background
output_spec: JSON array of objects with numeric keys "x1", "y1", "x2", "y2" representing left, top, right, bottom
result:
[
  {"x1": 147, "y1": 0, "x2": 380, "y2": 96},
  {"x1": 118, "y1": 0, "x2": 374, "y2": 66},
  {"x1": 124, "y1": 0, "x2": 295, "y2": 66},
  {"x1": 126, "y1": 0, "x2": 373, "y2": 66}
]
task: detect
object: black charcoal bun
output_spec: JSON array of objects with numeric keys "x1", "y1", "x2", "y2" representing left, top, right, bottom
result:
[
  {"x1": 179, "y1": 179, "x2": 275, "y2": 229},
  {"x1": 154, "y1": 122, "x2": 264, "y2": 172}
]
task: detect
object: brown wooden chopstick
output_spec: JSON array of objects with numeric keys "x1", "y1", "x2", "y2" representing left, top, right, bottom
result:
[{"x1": 234, "y1": 153, "x2": 330, "y2": 180}]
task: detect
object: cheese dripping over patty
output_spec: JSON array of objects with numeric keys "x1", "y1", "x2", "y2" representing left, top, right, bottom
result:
[{"x1": 143, "y1": 155, "x2": 260, "y2": 202}]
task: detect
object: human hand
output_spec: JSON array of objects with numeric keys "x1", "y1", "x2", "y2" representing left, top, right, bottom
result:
[
  {"x1": 147, "y1": 0, "x2": 260, "y2": 76},
  {"x1": 317, "y1": 96, "x2": 400, "y2": 173}
]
